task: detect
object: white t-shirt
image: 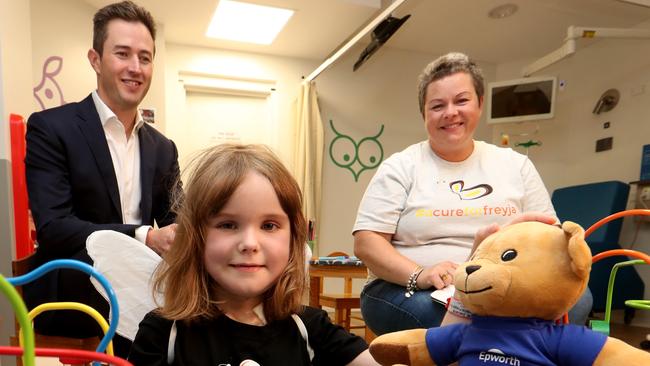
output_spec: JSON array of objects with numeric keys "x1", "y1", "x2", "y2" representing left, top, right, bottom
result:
[{"x1": 353, "y1": 140, "x2": 556, "y2": 281}]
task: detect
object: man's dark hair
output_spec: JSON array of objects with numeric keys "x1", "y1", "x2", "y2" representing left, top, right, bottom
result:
[{"x1": 93, "y1": 1, "x2": 156, "y2": 55}]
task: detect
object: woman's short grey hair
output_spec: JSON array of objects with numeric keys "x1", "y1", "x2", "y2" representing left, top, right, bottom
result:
[{"x1": 417, "y1": 52, "x2": 484, "y2": 116}]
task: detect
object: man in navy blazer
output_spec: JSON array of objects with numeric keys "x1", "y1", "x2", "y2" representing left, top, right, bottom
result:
[{"x1": 24, "y1": 1, "x2": 179, "y2": 356}]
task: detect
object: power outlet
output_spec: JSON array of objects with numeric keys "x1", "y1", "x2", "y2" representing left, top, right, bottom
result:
[
  {"x1": 635, "y1": 186, "x2": 650, "y2": 222},
  {"x1": 642, "y1": 187, "x2": 650, "y2": 201}
]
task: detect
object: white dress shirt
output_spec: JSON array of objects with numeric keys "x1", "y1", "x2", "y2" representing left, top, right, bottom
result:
[{"x1": 92, "y1": 91, "x2": 150, "y2": 243}]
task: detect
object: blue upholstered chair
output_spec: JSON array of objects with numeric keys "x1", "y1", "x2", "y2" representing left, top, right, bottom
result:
[{"x1": 551, "y1": 180, "x2": 645, "y2": 324}]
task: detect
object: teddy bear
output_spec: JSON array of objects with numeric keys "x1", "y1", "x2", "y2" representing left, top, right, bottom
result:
[{"x1": 368, "y1": 221, "x2": 650, "y2": 365}]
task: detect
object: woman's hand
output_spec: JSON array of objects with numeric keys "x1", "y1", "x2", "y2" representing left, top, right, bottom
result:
[
  {"x1": 470, "y1": 212, "x2": 557, "y2": 255},
  {"x1": 417, "y1": 261, "x2": 459, "y2": 290}
]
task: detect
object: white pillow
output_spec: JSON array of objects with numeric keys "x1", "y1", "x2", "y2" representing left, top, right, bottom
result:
[{"x1": 87, "y1": 230, "x2": 162, "y2": 341}]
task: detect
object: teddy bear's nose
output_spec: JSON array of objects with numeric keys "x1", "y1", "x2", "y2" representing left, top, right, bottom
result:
[{"x1": 466, "y1": 265, "x2": 481, "y2": 275}]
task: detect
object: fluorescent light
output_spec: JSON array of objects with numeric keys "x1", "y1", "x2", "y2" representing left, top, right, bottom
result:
[{"x1": 206, "y1": 0, "x2": 294, "y2": 45}]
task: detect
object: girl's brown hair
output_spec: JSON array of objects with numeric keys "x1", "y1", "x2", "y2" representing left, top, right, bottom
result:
[{"x1": 154, "y1": 144, "x2": 307, "y2": 322}]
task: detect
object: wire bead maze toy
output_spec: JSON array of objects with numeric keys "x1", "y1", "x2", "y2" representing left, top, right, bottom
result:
[
  {"x1": 585, "y1": 209, "x2": 650, "y2": 345},
  {"x1": 2, "y1": 259, "x2": 132, "y2": 366}
]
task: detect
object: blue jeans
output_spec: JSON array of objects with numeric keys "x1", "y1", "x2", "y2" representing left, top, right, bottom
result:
[
  {"x1": 568, "y1": 285, "x2": 593, "y2": 326},
  {"x1": 360, "y1": 279, "x2": 594, "y2": 335},
  {"x1": 360, "y1": 279, "x2": 447, "y2": 335}
]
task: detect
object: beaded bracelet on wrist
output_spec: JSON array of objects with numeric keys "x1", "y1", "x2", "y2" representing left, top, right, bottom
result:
[{"x1": 405, "y1": 266, "x2": 424, "y2": 298}]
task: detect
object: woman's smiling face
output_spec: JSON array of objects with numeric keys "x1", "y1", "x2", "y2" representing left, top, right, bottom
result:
[{"x1": 423, "y1": 71, "x2": 483, "y2": 162}]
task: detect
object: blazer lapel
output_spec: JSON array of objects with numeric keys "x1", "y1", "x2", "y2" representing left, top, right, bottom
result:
[
  {"x1": 76, "y1": 95, "x2": 123, "y2": 221},
  {"x1": 138, "y1": 125, "x2": 155, "y2": 224}
]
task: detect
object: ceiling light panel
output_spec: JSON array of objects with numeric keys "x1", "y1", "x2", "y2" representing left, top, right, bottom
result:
[{"x1": 206, "y1": 0, "x2": 294, "y2": 45}]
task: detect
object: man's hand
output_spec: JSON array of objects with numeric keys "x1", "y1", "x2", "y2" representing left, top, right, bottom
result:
[
  {"x1": 145, "y1": 223, "x2": 177, "y2": 255},
  {"x1": 470, "y1": 212, "x2": 557, "y2": 255}
]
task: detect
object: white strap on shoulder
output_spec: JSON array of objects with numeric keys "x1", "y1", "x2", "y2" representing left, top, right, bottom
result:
[
  {"x1": 167, "y1": 320, "x2": 177, "y2": 364},
  {"x1": 291, "y1": 314, "x2": 314, "y2": 362},
  {"x1": 167, "y1": 316, "x2": 313, "y2": 364}
]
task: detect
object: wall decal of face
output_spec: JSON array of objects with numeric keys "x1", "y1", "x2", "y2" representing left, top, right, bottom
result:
[
  {"x1": 34, "y1": 56, "x2": 66, "y2": 110},
  {"x1": 328, "y1": 119, "x2": 384, "y2": 182}
]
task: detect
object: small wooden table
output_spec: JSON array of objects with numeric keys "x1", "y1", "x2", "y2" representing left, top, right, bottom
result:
[{"x1": 308, "y1": 259, "x2": 367, "y2": 307}]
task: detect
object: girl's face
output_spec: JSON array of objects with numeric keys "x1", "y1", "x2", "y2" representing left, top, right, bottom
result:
[
  {"x1": 423, "y1": 72, "x2": 483, "y2": 162},
  {"x1": 204, "y1": 170, "x2": 291, "y2": 305}
]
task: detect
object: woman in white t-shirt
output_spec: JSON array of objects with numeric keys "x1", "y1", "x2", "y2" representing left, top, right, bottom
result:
[{"x1": 352, "y1": 52, "x2": 592, "y2": 335}]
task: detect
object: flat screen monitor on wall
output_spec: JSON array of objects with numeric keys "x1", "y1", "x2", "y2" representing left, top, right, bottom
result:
[{"x1": 486, "y1": 76, "x2": 557, "y2": 124}]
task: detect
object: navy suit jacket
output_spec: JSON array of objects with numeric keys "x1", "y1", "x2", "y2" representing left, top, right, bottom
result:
[{"x1": 24, "y1": 94, "x2": 180, "y2": 334}]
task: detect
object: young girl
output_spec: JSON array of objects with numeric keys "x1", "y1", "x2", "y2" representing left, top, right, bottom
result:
[{"x1": 129, "y1": 144, "x2": 378, "y2": 366}]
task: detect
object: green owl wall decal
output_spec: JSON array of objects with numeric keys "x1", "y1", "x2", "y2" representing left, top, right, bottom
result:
[{"x1": 328, "y1": 119, "x2": 384, "y2": 182}]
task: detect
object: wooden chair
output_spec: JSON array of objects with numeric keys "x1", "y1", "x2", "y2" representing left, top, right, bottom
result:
[
  {"x1": 9, "y1": 253, "x2": 101, "y2": 366},
  {"x1": 317, "y1": 251, "x2": 375, "y2": 343}
]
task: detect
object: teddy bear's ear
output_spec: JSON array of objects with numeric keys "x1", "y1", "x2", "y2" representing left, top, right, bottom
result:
[{"x1": 562, "y1": 221, "x2": 592, "y2": 280}]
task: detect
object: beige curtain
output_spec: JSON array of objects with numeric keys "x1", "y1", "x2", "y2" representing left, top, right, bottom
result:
[{"x1": 293, "y1": 80, "x2": 324, "y2": 253}]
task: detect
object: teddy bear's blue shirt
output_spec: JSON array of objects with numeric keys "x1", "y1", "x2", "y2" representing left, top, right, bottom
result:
[{"x1": 425, "y1": 315, "x2": 607, "y2": 366}]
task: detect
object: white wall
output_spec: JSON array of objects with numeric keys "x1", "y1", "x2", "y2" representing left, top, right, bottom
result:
[
  {"x1": 163, "y1": 43, "x2": 317, "y2": 171},
  {"x1": 2, "y1": 0, "x2": 34, "y2": 120},
  {"x1": 492, "y1": 23, "x2": 650, "y2": 326}
]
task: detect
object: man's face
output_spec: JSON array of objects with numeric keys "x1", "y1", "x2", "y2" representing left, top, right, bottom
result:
[{"x1": 88, "y1": 19, "x2": 154, "y2": 116}]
